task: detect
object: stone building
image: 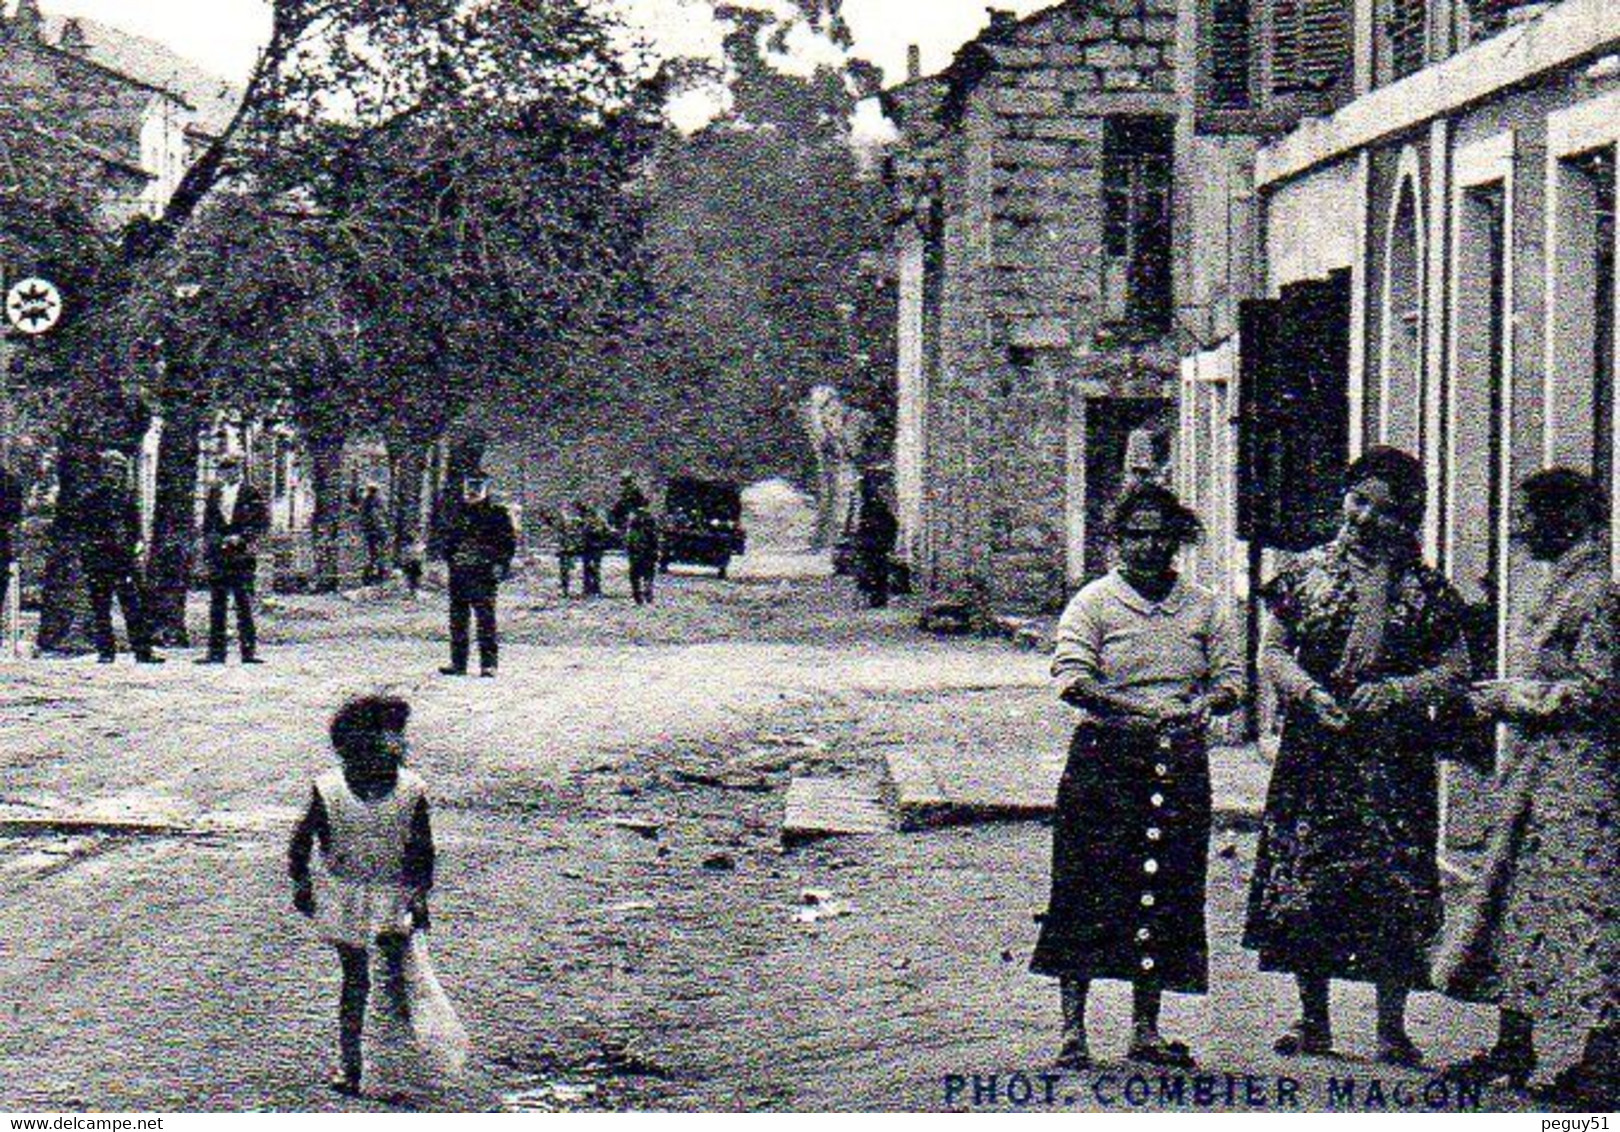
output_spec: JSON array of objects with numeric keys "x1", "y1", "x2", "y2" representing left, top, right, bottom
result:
[
  {"x1": 883, "y1": 0, "x2": 1260, "y2": 612},
  {"x1": 1173, "y1": 0, "x2": 1619, "y2": 844}
]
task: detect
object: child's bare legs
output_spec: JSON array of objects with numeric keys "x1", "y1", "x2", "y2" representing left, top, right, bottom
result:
[
  {"x1": 377, "y1": 934, "x2": 410, "y2": 1023},
  {"x1": 335, "y1": 944, "x2": 369, "y2": 1093}
]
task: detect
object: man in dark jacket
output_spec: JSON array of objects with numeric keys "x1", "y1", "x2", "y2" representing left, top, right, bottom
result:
[
  {"x1": 441, "y1": 473, "x2": 516, "y2": 677},
  {"x1": 81, "y1": 449, "x2": 163, "y2": 664},
  {"x1": 854, "y1": 480, "x2": 899, "y2": 610},
  {"x1": 197, "y1": 454, "x2": 271, "y2": 664},
  {"x1": 572, "y1": 499, "x2": 606, "y2": 598}
]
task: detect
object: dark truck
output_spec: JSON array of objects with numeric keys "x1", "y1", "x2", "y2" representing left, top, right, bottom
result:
[{"x1": 659, "y1": 477, "x2": 746, "y2": 577}]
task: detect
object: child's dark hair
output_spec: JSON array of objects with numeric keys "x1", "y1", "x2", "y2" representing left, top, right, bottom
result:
[{"x1": 330, "y1": 695, "x2": 411, "y2": 765}]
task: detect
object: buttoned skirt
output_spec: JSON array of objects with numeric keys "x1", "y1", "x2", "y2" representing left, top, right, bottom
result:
[{"x1": 1030, "y1": 722, "x2": 1211, "y2": 993}]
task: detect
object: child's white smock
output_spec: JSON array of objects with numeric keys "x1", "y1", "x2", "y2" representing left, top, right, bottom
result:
[{"x1": 312, "y1": 768, "x2": 426, "y2": 948}]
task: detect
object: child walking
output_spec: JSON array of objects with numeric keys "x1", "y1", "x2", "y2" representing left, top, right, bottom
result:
[{"x1": 289, "y1": 695, "x2": 436, "y2": 1096}]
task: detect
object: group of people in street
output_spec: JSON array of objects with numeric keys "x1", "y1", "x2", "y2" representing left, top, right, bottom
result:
[
  {"x1": 1034, "y1": 447, "x2": 1616, "y2": 1107},
  {"x1": 540, "y1": 473, "x2": 662, "y2": 604}
]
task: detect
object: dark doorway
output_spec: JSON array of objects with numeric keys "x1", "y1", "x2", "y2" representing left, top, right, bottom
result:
[{"x1": 1083, "y1": 397, "x2": 1173, "y2": 581}]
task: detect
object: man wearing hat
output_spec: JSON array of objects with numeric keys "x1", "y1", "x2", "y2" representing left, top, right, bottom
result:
[
  {"x1": 198, "y1": 453, "x2": 270, "y2": 664},
  {"x1": 80, "y1": 448, "x2": 163, "y2": 664},
  {"x1": 440, "y1": 472, "x2": 516, "y2": 677}
]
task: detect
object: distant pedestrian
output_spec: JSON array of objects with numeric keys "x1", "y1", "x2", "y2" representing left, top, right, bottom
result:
[
  {"x1": 853, "y1": 479, "x2": 898, "y2": 609},
  {"x1": 399, "y1": 536, "x2": 425, "y2": 600},
  {"x1": 1031, "y1": 484, "x2": 1242, "y2": 1069},
  {"x1": 625, "y1": 508, "x2": 661, "y2": 606},
  {"x1": 358, "y1": 484, "x2": 388, "y2": 585},
  {"x1": 609, "y1": 472, "x2": 649, "y2": 536},
  {"x1": 540, "y1": 507, "x2": 578, "y2": 597},
  {"x1": 572, "y1": 500, "x2": 605, "y2": 598},
  {"x1": 197, "y1": 454, "x2": 270, "y2": 665},
  {"x1": 80, "y1": 449, "x2": 163, "y2": 665},
  {"x1": 441, "y1": 474, "x2": 516, "y2": 677},
  {"x1": 289, "y1": 695, "x2": 459, "y2": 1097}
]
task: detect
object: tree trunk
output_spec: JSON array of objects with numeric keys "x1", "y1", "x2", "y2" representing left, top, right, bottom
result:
[
  {"x1": 35, "y1": 435, "x2": 95, "y2": 654},
  {"x1": 308, "y1": 429, "x2": 347, "y2": 593},
  {"x1": 388, "y1": 436, "x2": 427, "y2": 561},
  {"x1": 146, "y1": 407, "x2": 201, "y2": 645}
]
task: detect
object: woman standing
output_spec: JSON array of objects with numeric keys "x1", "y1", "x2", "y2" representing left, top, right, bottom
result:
[
  {"x1": 1436, "y1": 469, "x2": 1617, "y2": 1106},
  {"x1": 1032, "y1": 484, "x2": 1243, "y2": 1069},
  {"x1": 1243, "y1": 446, "x2": 1469, "y2": 1066}
]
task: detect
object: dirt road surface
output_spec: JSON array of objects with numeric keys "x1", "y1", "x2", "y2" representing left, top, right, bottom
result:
[{"x1": 0, "y1": 540, "x2": 1540, "y2": 1112}]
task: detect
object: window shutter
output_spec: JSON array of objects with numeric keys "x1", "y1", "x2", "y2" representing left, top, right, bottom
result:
[
  {"x1": 1386, "y1": 0, "x2": 1427, "y2": 79},
  {"x1": 1207, "y1": 0, "x2": 1253, "y2": 109}
]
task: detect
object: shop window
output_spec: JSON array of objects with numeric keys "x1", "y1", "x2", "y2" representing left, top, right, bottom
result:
[
  {"x1": 1550, "y1": 148, "x2": 1617, "y2": 495},
  {"x1": 1102, "y1": 116, "x2": 1174, "y2": 336}
]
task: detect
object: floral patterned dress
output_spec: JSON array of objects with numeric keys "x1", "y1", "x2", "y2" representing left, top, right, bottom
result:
[
  {"x1": 1434, "y1": 539, "x2": 1619, "y2": 1047},
  {"x1": 1243, "y1": 537, "x2": 1469, "y2": 985}
]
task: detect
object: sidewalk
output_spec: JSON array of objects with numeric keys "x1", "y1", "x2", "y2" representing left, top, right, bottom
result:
[{"x1": 883, "y1": 740, "x2": 1271, "y2": 831}]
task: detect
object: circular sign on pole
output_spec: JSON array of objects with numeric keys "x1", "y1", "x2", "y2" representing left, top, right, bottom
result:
[{"x1": 4, "y1": 277, "x2": 64, "y2": 336}]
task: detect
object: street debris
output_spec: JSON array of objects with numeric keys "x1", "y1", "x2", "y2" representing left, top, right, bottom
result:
[
  {"x1": 701, "y1": 852, "x2": 736, "y2": 872},
  {"x1": 608, "y1": 817, "x2": 660, "y2": 840},
  {"x1": 606, "y1": 900, "x2": 657, "y2": 915},
  {"x1": 670, "y1": 767, "x2": 771, "y2": 793},
  {"x1": 793, "y1": 888, "x2": 855, "y2": 923},
  {"x1": 502, "y1": 1082, "x2": 600, "y2": 1112}
]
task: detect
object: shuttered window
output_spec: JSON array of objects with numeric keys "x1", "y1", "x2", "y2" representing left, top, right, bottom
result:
[
  {"x1": 1274, "y1": 0, "x2": 1350, "y2": 92},
  {"x1": 1386, "y1": 0, "x2": 1427, "y2": 79},
  {"x1": 1207, "y1": 0, "x2": 1253, "y2": 108},
  {"x1": 1102, "y1": 116, "x2": 1174, "y2": 335}
]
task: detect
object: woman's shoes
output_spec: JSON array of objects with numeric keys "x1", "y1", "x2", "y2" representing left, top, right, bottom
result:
[
  {"x1": 1054, "y1": 1036, "x2": 1092, "y2": 1071},
  {"x1": 1376, "y1": 1032, "x2": 1427, "y2": 1069},
  {"x1": 1128, "y1": 1039, "x2": 1196, "y2": 1068},
  {"x1": 1274, "y1": 1021, "x2": 1334, "y2": 1057},
  {"x1": 1441, "y1": 1044, "x2": 1536, "y2": 1090}
]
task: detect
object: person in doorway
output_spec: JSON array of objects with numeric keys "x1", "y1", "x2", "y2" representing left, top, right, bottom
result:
[
  {"x1": 1032, "y1": 483, "x2": 1243, "y2": 1069},
  {"x1": 853, "y1": 478, "x2": 898, "y2": 609},
  {"x1": 441, "y1": 474, "x2": 515, "y2": 677},
  {"x1": 1435, "y1": 469, "x2": 1617, "y2": 1107},
  {"x1": 1243, "y1": 446, "x2": 1469, "y2": 1067},
  {"x1": 80, "y1": 448, "x2": 163, "y2": 665},
  {"x1": 289, "y1": 695, "x2": 435, "y2": 1097},
  {"x1": 358, "y1": 483, "x2": 389, "y2": 585},
  {"x1": 198, "y1": 454, "x2": 270, "y2": 665},
  {"x1": 625, "y1": 507, "x2": 661, "y2": 606}
]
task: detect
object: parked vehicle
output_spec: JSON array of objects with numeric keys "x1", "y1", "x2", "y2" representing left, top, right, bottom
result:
[{"x1": 660, "y1": 477, "x2": 746, "y2": 577}]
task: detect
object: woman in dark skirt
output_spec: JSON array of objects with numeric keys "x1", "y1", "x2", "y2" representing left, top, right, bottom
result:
[
  {"x1": 1243, "y1": 446, "x2": 1470, "y2": 1066},
  {"x1": 1032, "y1": 484, "x2": 1243, "y2": 1069}
]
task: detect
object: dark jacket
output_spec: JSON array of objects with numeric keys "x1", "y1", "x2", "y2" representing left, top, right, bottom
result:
[
  {"x1": 79, "y1": 477, "x2": 143, "y2": 573},
  {"x1": 445, "y1": 497, "x2": 517, "y2": 587},
  {"x1": 201, "y1": 482, "x2": 271, "y2": 577},
  {"x1": 855, "y1": 497, "x2": 898, "y2": 558}
]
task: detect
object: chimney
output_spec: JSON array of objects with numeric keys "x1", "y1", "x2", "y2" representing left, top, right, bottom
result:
[
  {"x1": 987, "y1": 8, "x2": 1017, "y2": 35},
  {"x1": 58, "y1": 17, "x2": 88, "y2": 53},
  {"x1": 906, "y1": 44, "x2": 921, "y2": 81}
]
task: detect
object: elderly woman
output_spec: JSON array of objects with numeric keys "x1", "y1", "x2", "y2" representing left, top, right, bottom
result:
[
  {"x1": 1243, "y1": 446, "x2": 1469, "y2": 1066},
  {"x1": 1032, "y1": 484, "x2": 1243, "y2": 1069},
  {"x1": 1435, "y1": 469, "x2": 1617, "y2": 1106}
]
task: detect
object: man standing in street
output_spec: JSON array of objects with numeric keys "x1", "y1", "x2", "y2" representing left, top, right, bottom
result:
[
  {"x1": 441, "y1": 473, "x2": 516, "y2": 678},
  {"x1": 197, "y1": 454, "x2": 270, "y2": 665},
  {"x1": 609, "y1": 472, "x2": 649, "y2": 536},
  {"x1": 81, "y1": 449, "x2": 163, "y2": 664}
]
